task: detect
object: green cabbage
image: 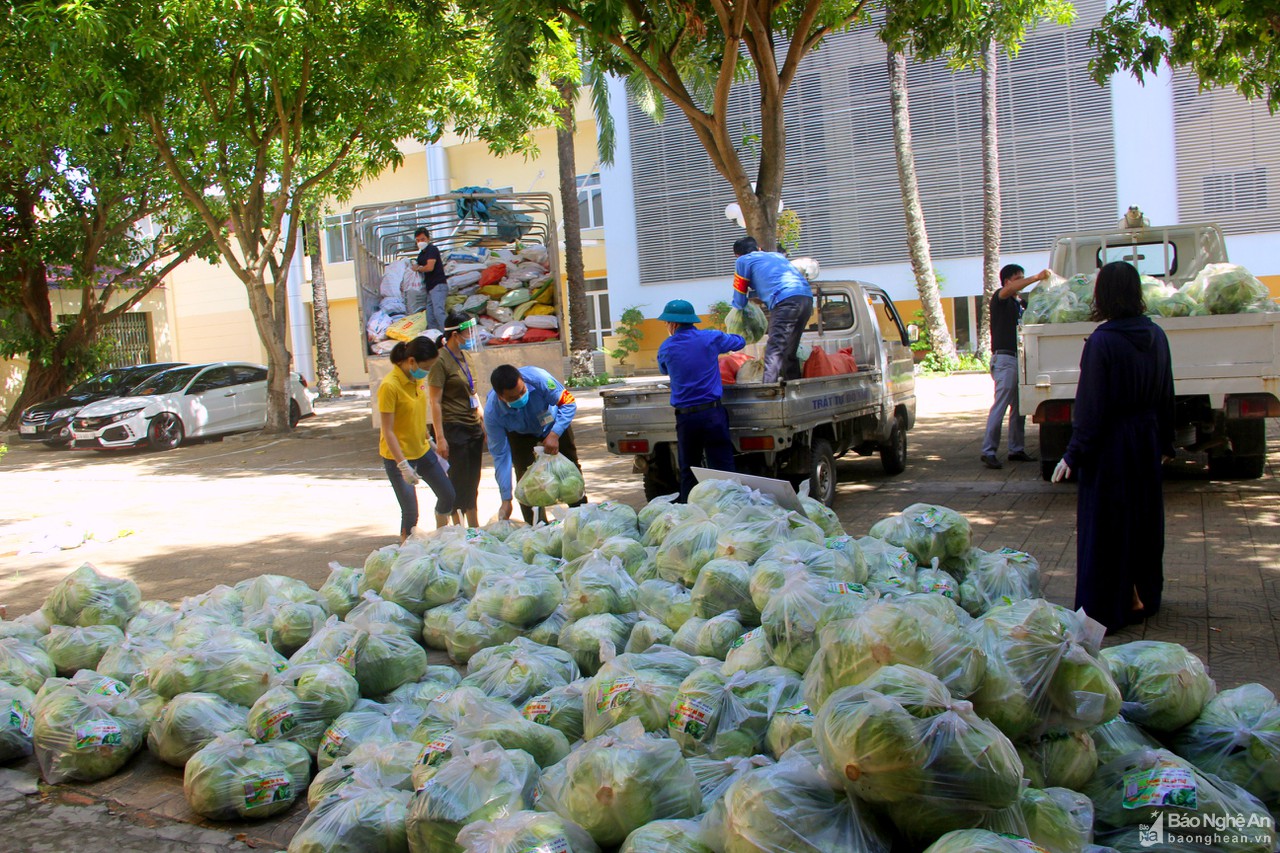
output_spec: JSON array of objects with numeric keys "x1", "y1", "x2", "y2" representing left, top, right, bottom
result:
[
  {"x1": 33, "y1": 673, "x2": 150, "y2": 783},
  {"x1": 691, "y1": 559, "x2": 758, "y2": 623},
  {"x1": 461, "y1": 637, "x2": 578, "y2": 705},
  {"x1": 521, "y1": 522, "x2": 564, "y2": 562},
  {"x1": 0, "y1": 616, "x2": 46, "y2": 644},
  {"x1": 347, "y1": 591, "x2": 424, "y2": 637},
  {"x1": 1171, "y1": 683, "x2": 1280, "y2": 804},
  {"x1": 352, "y1": 623, "x2": 428, "y2": 696},
  {"x1": 1020, "y1": 786, "x2": 1094, "y2": 853},
  {"x1": 558, "y1": 614, "x2": 632, "y2": 676},
  {"x1": 456, "y1": 810, "x2": 599, "y2": 853},
  {"x1": 184, "y1": 733, "x2": 311, "y2": 820},
  {"x1": 147, "y1": 692, "x2": 250, "y2": 767},
  {"x1": 289, "y1": 784, "x2": 412, "y2": 853},
  {"x1": 379, "y1": 550, "x2": 461, "y2": 616},
  {"x1": 636, "y1": 579, "x2": 695, "y2": 631},
  {"x1": 235, "y1": 574, "x2": 325, "y2": 611},
  {"x1": 38, "y1": 624, "x2": 125, "y2": 676},
  {"x1": 520, "y1": 679, "x2": 588, "y2": 743},
  {"x1": 360, "y1": 545, "x2": 403, "y2": 595},
  {"x1": 379, "y1": 667, "x2": 462, "y2": 707},
  {"x1": 643, "y1": 502, "x2": 701, "y2": 547},
  {"x1": 957, "y1": 548, "x2": 1041, "y2": 616},
  {"x1": 0, "y1": 680, "x2": 36, "y2": 762},
  {"x1": 687, "y1": 479, "x2": 760, "y2": 518},
  {"x1": 535, "y1": 719, "x2": 702, "y2": 846},
  {"x1": 41, "y1": 564, "x2": 141, "y2": 629},
  {"x1": 319, "y1": 562, "x2": 365, "y2": 618},
  {"x1": 470, "y1": 565, "x2": 562, "y2": 627},
  {"x1": 765, "y1": 702, "x2": 815, "y2": 759},
  {"x1": 922, "y1": 830, "x2": 1039, "y2": 852},
  {"x1": 1195, "y1": 263, "x2": 1274, "y2": 315},
  {"x1": 306, "y1": 739, "x2": 418, "y2": 807},
  {"x1": 620, "y1": 819, "x2": 714, "y2": 853},
  {"x1": 656, "y1": 514, "x2": 722, "y2": 586},
  {"x1": 726, "y1": 302, "x2": 768, "y2": 343},
  {"x1": 316, "y1": 700, "x2": 427, "y2": 769},
  {"x1": 868, "y1": 504, "x2": 972, "y2": 565},
  {"x1": 583, "y1": 645, "x2": 701, "y2": 738},
  {"x1": 562, "y1": 502, "x2": 640, "y2": 559},
  {"x1": 404, "y1": 741, "x2": 539, "y2": 853},
  {"x1": 515, "y1": 449, "x2": 586, "y2": 507},
  {"x1": 671, "y1": 611, "x2": 746, "y2": 659},
  {"x1": 526, "y1": 606, "x2": 570, "y2": 647},
  {"x1": 1017, "y1": 729, "x2": 1099, "y2": 791},
  {"x1": 421, "y1": 599, "x2": 469, "y2": 650},
  {"x1": 246, "y1": 663, "x2": 359, "y2": 754},
  {"x1": 625, "y1": 618, "x2": 675, "y2": 653},
  {"x1": 444, "y1": 612, "x2": 522, "y2": 666},
  {"x1": 150, "y1": 630, "x2": 285, "y2": 707},
  {"x1": 564, "y1": 556, "x2": 638, "y2": 619},
  {"x1": 594, "y1": 536, "x2": 649, "y2": 576},
  {"x1": 1101, "y1": 641, "x2": 1215, "y2": 732},
  {"x1": 760, "y1": 571, "x2": 832, "y2": 672},
  {"x1": 669, "y1": 666, "x2": 802, "y2": 758},
  {"x1": 451, "y1": 702, "x2": 571, "y2": 768}
]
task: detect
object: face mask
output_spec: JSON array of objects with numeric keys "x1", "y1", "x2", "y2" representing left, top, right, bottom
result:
[
  {"x1": 507, "y1": 388, "x2": 530, "y2": 409},
  {"x1": 460, "y1": 338, "x2": 477, "y2": 352},
  {"x1": 410, "y1": 367, "x2": 428, "y2": 380},
  {"x1": 416, "y1": 241, "x2": 427, "y2": 249}
]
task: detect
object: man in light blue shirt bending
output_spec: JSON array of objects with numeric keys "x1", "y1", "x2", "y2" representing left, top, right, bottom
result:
[{"x1": 732, "y1": 236, "x2": 813, "y2": 382}]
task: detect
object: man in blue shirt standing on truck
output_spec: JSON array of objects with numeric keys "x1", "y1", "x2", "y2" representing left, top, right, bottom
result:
[
  {"x1": 657, "y1": 299, "x2": 747, "y2": 501},
  {"x1": 732, "y1": 236, "x2": 813, "y2": 382},
  {"x1": 485, "y1": 363, "x2": 585, "y2": 522}
]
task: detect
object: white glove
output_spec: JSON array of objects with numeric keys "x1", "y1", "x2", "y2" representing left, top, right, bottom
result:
[
  {"x1": 1051, "y1": 459, "x2": 1071, "y2": 483},
  {"x1": 397, "y1": 459, "x2": 421, "y2": 486}
]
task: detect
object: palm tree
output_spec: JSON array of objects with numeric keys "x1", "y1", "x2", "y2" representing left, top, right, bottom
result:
[
  {"x1": 555, "y1": 78, "x2": 596, "y2": 378},
  {"x1": 978, "y1": 38, "x2": 1000, "y2": 359},
  {"x1": 305, "y1": 208, "x2": 341, "y2": 398},
  {"x1": 888, "y1": 50, "x2": 958, "y2": 364}
]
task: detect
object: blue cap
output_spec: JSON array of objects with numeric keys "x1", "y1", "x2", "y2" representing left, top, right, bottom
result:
[{"x1": 658, "y1": 299, "x2": 700, "y2": 324}]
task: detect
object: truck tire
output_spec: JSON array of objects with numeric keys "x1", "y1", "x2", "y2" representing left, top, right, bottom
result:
[
  {"x1": 879, "y1": 416, "x2": 907, "y2": 476},
  {"x1": 643, "y1": 449, "x2": 679, "y2": 501},
  {"x1": 1041, "y1": 460, "x2": 1057, "y2": 482},
  {"x1": 1208, "y1": 419, "x2": 1268, "y2": 480},
  {"x1": 807, "y1": 437, "x2": 838, "y2": 506}
]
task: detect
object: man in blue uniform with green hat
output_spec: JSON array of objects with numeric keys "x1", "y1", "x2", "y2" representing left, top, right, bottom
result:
[{"x1": 656, "y1": 299, "x2": 747, "y2": 501}]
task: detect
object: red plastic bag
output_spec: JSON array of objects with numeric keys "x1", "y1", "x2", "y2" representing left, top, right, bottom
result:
[
  {"x1": 802, "y1": 346, "x2": 836, "y2": 378},
  {"x1": 834, "y1": 348, "x2": 858, "y2": 374},
  {"x1": 720, "y1": 352, "x2": 751, "y2": 385},
  {"x1": 479, "y1": 264, "x2": 507, "y2": 288}
]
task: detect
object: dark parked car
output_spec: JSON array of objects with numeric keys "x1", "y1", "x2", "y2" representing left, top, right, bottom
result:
[{"x1": 17, "y1": 362, "x2": 185, "y2": 447}]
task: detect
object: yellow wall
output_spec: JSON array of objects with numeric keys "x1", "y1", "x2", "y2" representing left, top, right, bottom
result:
[
  {"x1": 0, "y1": 356, "x2": 29, "y2": 420},
  {"x1": 1263, "y1": 275, "x2": 1280, "y2": 298},
  {"x1": 167, "y1": 257, "x2": 267, "y2": 366}
]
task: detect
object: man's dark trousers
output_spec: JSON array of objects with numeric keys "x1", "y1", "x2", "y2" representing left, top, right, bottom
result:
[
  {"x1": 762, "y1": 294, "x2": 813, "y2": 382},
  {"x1": 676, "y1": 403, "x2": 735, "y2": 501}
]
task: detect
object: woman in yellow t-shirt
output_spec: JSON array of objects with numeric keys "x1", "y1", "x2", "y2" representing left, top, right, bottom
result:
[{"x1": 378, "y1": 337, "x2": 455, "y2": 543}]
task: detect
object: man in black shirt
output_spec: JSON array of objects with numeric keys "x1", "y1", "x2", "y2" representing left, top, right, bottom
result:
[
  {"x1": 410, "y1": 227, "x2": 449, "y2": 331},
  {"x1": 982, "y1": 263, "x2": 1049, "y2": 469}
]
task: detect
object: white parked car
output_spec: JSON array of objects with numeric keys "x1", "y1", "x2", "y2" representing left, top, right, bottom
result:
[{"x1": 70, "y1": 362, "x2": 317, "y2": 450}]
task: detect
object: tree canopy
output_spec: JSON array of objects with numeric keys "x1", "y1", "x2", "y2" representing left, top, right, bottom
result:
[{"x1": 1089, "y1": 1, "x2": 1280, "y2": 110}]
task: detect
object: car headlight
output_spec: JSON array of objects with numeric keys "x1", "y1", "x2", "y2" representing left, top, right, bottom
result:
[
  {"x1": 53, "y1": 407, "x2": 80, "y2": 421},
  {"x1": 109, "y1": 408, "x2": 145, "y2": 423}
]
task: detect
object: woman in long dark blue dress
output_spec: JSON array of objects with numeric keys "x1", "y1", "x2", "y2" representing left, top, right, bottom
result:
[{"x1": 1053, "y1": 261, "x2": 1175, "y2": 633}]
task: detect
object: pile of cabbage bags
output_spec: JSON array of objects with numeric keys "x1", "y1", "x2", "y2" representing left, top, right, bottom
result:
[
  {"x1": 1025, "y1": 263, "x2": 1278, "y2": 325},
  {"x1": 5, "y1": 490, "x2": 1280, "y2": 853}
]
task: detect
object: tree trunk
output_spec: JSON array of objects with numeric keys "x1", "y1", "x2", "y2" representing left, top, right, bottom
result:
[
  {"x1": 888, "y1": 50, "x2": 958, "y2": 363},
  {"x1": 4, "y1": 361, "x2": 70, "y2": 430},
  {"x1": 555, "y1": 78, "x2": 595, "y2": 377},
  {"x1": 305, "y1": 210, "x2": 341, "y2": 398},
  {"x1": 979, "y1": 38, "x2": 1001, "y2": 359},
  {"x1": 244, "y1": 266, "x2": 293, "y2": 434}
]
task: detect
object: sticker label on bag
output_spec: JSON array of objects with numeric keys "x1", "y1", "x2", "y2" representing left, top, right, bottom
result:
[
  {"x1": 523, "y1": 837, "x2": 570, "y2": 853},
  {"x1": 998, "y1": 547, "x2": 1030, "y2": 562},
  {"x1": 778, "y1": 703, "x2": 812, "y2": 717},
  {"x1": 9, "y1": 700, "x2": 33, "y2": 736},
  {"x1": 417, "y1": 734, "x2": 454, "y2": 767},
  {"x1": 596, "y1": 677, "x2": 636, "y2": 712},
  {"x1": 1122, "y1": 759, "x2": 1198, "y2": 809},
  {"x1": 914, "y1": 508, "x2": 945, "y2": 529},
  {"x1": 74, "y1": 720, "x2": 123, "y2": 749},
  {"x1": 827, "y1": 581, "x2": 867, "y2": 596},
  {"x1": 668, "y1": 695, "x2": 714, "y2": 740},
  {"x1": 319, "y1": 727, "x2": 347, "y2": 760},
  {"x1": 996, "y1": 836, "x2": 1052, "y2": 853},
  {"x1": 522, "y1": 697, "x2": 552, "y2": 725},
  {"x1": 90, "y1": 677, "x2": 127, "y2": 696},
  {"x1": 730, "y1": 627, "x2": 762, "y2": 650},
  {"x1": 255, "y1": 704, "x2": 296, "y2": 740},
  {"x1": 242, "y1": 769, "x2": 292, "y2": 809},
  {"x1": 335, "y1": 639, "x2": 361, "y2": 671}
]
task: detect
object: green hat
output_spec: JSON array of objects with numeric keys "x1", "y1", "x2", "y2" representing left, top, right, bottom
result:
[{"x1": 658, "y1": 299, "x2": 700, "y2": 324}]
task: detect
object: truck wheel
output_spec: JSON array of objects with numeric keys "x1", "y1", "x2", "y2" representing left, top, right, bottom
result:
[
  {"x1": 879, "y1": 416, "x2": 907, "y2": 476},
  {"x1": 1209, "y1": 419, "x2": 1268, "y2": 479},
  {"x1": 809, "y1": 437, "x2": 838, "y2": 506},
  {"x1": 1041, "y1": 459, "x2": 1057, "y2": 482},
  {"x1": 643, "y1": 450, "x2": 679, "y2": 501}
]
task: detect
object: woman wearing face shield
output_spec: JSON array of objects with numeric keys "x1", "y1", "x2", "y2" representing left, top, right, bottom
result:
[
  {"x1": 379, "y1": 337, "x2": 456, "y2": 543},
  {"x1": 428, "y1": 310, "x2": 485, "y2": 526}
]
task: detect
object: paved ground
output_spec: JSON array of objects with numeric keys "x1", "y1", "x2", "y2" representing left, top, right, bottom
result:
[{"x1": 1, "y1": 372, "x2": 1278, "y2": 846}]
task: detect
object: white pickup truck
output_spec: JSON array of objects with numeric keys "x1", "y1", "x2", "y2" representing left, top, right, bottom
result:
[
  {"x1": 601, "y1": 282, "x2": 917, "y2": 505},
  {"x1": 1019, "y1": 222, "x2": 1280, "y2": 480}
]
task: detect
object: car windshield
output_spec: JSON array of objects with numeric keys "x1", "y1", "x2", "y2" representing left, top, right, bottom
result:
[
  {"x1": 132, "y1": 366, "x2": 203, "y2": 396},
  {"x1": 69, "y1": 367, "x2": 153, "y2": 396}
]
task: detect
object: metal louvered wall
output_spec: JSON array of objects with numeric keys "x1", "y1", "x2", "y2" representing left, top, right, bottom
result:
[
  {"x1": 1172, "y1": 75, "x2": 1280, "y2": 234},
  {"x1": 629, "y1": 0, "x2": 1117, "y2": 286}
]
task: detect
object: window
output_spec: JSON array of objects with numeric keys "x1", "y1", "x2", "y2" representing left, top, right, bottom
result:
[
  {"x1": 806, "y1": 291, "x2": 856, "y2": 332},
  {"x1": 1097, "y1": 241, "x2": 1178, "y2": 277},
  {"x1": 231, "y1": 366, "x2": 268, "y2": 385},
  {"x1": 57, "y1": 312, "x2": 153, "y2": 368},
  {"x1": 585, "y1": 277, "x2": 612, "y2": 348},
  {"x1": 323, "y1": 214, "x2": 354, "y2": 263},
  {"x1": 190, "y1": 367, "x2": 237, "y2": 393},
  {"x1": 577, "y1": 173, "x2": 605, "y2": 229}
]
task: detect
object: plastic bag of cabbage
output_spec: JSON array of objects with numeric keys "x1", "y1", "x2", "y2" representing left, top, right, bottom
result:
[
  {"x1": 535, "y1": 719, "x2": 702, "y2": 846},
  {"x1": 184, "y1": 733, "x2": 311, "y2": 820},
  {"x1": 317, "y1": 700, "x2": 427, "y2": 769},
  {"x1": 1101, "y1": 640, "x2": 1215, "y2": 733},
  {"x1": 148, "y1": 692, "x2": 250, "y2": 767},
  {"x1": 726, "y1": 302, "x2": 768, "y2": 343},
  {"x1": 868, "y1": 503, "x2": 971, "y2": 566},
  {"x1": 456, "y1": 810, "x2": 599, "y2": 853},
  {"x1": 149, "y1": 629, "x2": 286, "y2": 707},
  {"x1": 957, "y1": 547, "x2": 1041, "y2": 615},
  {"x1": 38, "y1": 624, "x2": 124, "y2": 676},
  {"x1": 41, "y1": 563, "x2": 141, "y2": 629},
  {"x1": 813, "y1": 665, "x2": 1023, "y2": 843},
  {"x1": 1191, "y1": 263, "x2": 1276, "y2": 315},
  {"x1": 405, "y1": 740, "x2": 540, "y2": 853},
  {"x1": 669, "y1": 666, "x2": 802, "y2": 759},
  {"x1": 247, "y1": 663, "x2": 359, "y2": 754},
  {"x1": 582, "y1": 645, "x2": 701, "y2": 739},
  {"x1": 0, "y1": 638, "x2": 56, "y2": 692},
  {"x1": 0, "y1": 680, "x2": 37, "y2": 762},
  {"x1": 1172, "y1": 683, "x2": 1280, "y2": 805},
  {"x1": 460, "y1": 637, "x2": 579, "y2": 705},
  {"x1": 308, "y1": 740, "x2": 418, "y2": 807},
  {"x1": 33, "y1": 671, "x2": 154, "y2": 783},
  {"x1": 514, "y1": 447, "x2": 586, "y2": 507},
  {"x1": 288, "y1": 782, "x2": 413, "y2": 853}
]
